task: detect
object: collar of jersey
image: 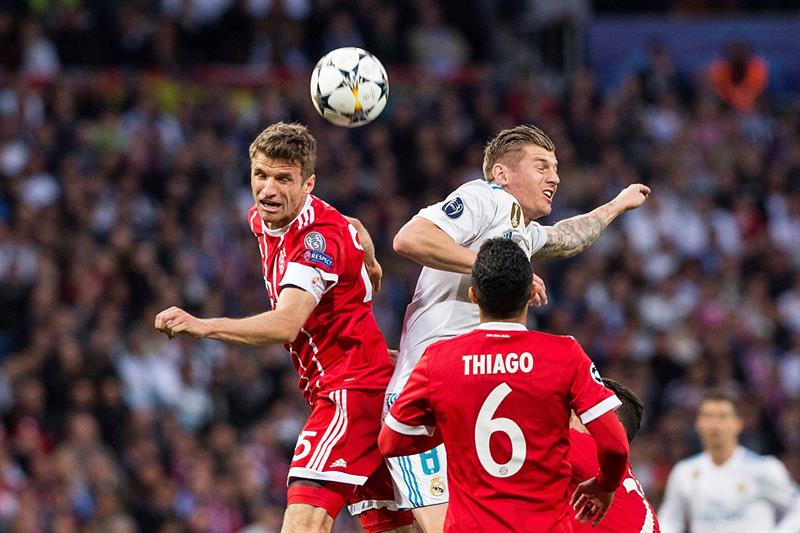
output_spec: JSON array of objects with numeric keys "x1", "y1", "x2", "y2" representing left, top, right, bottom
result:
[
  {"x1": 261, "y1": 195, "x2": 313, "y2": 237},
  {"x1": 476, "y1": 322, "x2": 527, "y2": 331}
]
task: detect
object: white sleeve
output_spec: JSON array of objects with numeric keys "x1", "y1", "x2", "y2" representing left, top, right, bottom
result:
[
  {"x1": 761, "y1": 457, "x2": 800, "y2": 533},
  {"x1": 528, "y1": 221, "x2": 548, "y2": 256},
  {"x1": 658, "y1": 462, "x2": 689, "y2": 533},
  {"x1": 281, "y1": 262, "x2": 338, "y2": 304},
  {"x1": 415, "y1": 186, "x2": 492, "y2": 246}
]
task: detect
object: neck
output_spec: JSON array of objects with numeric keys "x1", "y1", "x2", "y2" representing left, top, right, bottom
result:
[
  {"x1": 479, "y1": 307, "x2": 528, "y2": 326},
  {"x1": 708, "y1": 444, "x2": 738, "y2": 466}
]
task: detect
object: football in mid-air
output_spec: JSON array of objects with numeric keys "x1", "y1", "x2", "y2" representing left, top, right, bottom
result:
[{"x1": 310, "y1": 47, "x2": 389, "y2": 128}]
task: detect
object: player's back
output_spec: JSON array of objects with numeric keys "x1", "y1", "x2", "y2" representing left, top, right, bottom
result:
[
  {"x1": 248, "y1": 195, "x2": 393, "y2": 403},
  {"x1": 568, "y1": 429, "x2": 660, "y2": 533},
  {"x1": 422, "y1": 323, "x2": 617, "y2": 532}
]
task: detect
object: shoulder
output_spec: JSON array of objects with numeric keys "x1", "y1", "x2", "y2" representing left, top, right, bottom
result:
[
  {"x1": 670, "y1": 453, "x2": 705, "y2": 478},
  {"x1": 293, "y1": 197, "x2": 349, "y2": 239},
  {"x1": 247, "y1": 206, "x2": 262, "y2": 235},
  {"x1": 741, "y1": 448, "x2": 790, "y2": 475}
]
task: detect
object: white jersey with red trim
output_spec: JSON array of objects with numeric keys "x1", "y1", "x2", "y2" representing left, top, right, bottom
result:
[
  {"x1": 248, "y1": 195, "x2": 393, "y2": 404},
  {"x1": 388, "y1": 179, "x2": 548, "y2": 394}
]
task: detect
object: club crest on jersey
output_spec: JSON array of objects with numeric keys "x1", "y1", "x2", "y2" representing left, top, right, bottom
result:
[
  {"x1": 442, "y1": 197, "x2": 464, "y2": 219},
  {"x1": 510, "y1": 202, "x2": 522, "y2": 228},
  {"x1": 304, "y1": 232, "x2": 326, "y2": 251},
  {"x1": 430, "y1": 476, "x2": 446, "y2": 497},
  {"x1": 304, "y1": 249, "x2": 333, "y2": 269},
  {"x1": 590, "y1": 362, "x2": 603, "y2": 385}
]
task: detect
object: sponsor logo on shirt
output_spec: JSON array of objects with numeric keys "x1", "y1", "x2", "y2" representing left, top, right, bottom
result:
[
  {"x1": 502, "y1": 231, "x2": 513, "y2": 240},
  {"x1": 442, "y1": 197, "x2": 464, "y2": 219},
  {"x1": 329, "y1": 458, "x2": 347, "y2": 468},
  {"x1": 304, "y1": 249, "x2": 333, "y2": 269},
  {"x1": 304, "y1": 231, "x2": 327, "y2": 251},
  {"x1": 510, "y1": 202, "x2": 522, "y2": 228},
  {"x1": 278, "y1": 248, "x2": 286, "y2": 274}
]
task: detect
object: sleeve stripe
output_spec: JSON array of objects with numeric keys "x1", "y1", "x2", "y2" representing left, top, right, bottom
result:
[
  {"x1": 579, "y1": 395, "x2": 622, "y2": 425},
  {"x1": 385, "y1": 413, "x2": 434, "y2": 437}
]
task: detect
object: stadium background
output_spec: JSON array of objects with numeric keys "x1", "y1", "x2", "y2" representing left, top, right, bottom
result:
[{"x1": 0, "y1": 0, "x2": 799, "y2": 531}]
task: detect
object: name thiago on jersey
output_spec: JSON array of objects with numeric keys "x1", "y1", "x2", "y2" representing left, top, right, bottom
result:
[{"x1": 462, "y1": 352, "x2": 534, "y2": 376}]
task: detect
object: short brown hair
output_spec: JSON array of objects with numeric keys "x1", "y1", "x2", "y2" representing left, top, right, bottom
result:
[
  {"x1": 602, "y1": 378, "x2": 644, "y2": 443},
  {"x1": 701, "y1": 387, "x2": 741, "y2": 415},
  {"x1": 249, "y1": 122, "x2": 317, "y2": 179},
  {"x1": 482, "y1": 124, "x2": 555, "y2": 181}
]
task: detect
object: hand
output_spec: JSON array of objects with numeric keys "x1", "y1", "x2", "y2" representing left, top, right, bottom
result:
[
  {"x1": 530, "y1": 273, "x2": 548, "y2": 307},
  {"x1": 366, "y1": 259, "x2": 382, "y2": 293},
  {"x1": 612, "y1": 184, "x2": 651, "y2": 212},
  {"x1": 154, "y1": 306, "x2": 209, "y2": 339},
  {"x1": 570, "y1": 477, "x2": 615, "y2": 526}
]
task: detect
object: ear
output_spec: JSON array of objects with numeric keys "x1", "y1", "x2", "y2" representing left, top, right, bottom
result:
[
  {"x1": 303, "y1": 174, "x2": 316, "y2": 194},
  {"x1": 491, "y1": 163, "x2": 508, "y2": 185},
  {"x1": 468, "y1": 286, "x2": 479, "y2": 304}
]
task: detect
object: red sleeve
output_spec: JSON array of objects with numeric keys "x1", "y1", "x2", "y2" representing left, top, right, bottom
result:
[
  {"x1": 584, "y1": 410, "x2": 629, "y2": 492},
  {"x1": 281, "y1": 224, "x2": 346, "y2": 302},
  {"x1": 567, "y1": 340, "x2": 621, "y2": 425},
  {"x1": 380, "y1": 352, "x2": 441, "y2": 457},
  {"x1": 568, "y1": 429, "x2": 599, "y2": 483}
]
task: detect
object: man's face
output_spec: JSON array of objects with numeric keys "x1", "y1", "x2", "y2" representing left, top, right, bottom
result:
[
  {"x1": 695, "y1": 399, "x2": 743, "y2": 451},
  {"x1": 494, "y1": 144, "x2": 559, "y2": 222},
  {"x1": 250, "y1": 153, "x2": 315, "y2": 229}
]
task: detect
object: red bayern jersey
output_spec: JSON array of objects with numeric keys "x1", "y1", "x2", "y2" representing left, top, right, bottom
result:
[
  {"x1": 248, "y1": 195, "x2": 393, "y2": 404},
  {"x1": 568, "y1": 429, "x2": 660, "y2": 533},
  {"x1": 385, "y1": 322, "x2": 621, "y2": 533}
]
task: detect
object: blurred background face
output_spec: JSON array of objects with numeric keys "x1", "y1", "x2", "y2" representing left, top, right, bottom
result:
[
  {"x1": 695, "y1": 399, "x2": 743, "y2": 452},
  {"x1": 250, "y1": 152, "x2": 315, "y2": 229}
]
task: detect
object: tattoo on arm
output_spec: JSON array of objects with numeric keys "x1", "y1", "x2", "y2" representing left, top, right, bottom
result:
[{"x1": 534, "y1": 212, "x2": 609, "y2": 259}]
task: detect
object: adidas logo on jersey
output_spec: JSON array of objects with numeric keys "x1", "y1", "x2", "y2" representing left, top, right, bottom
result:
[{"x1": 329, "y1": 458, "x2": 347, "y2": 468}]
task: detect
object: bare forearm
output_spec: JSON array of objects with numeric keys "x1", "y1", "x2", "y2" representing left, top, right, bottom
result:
[
  {"x1": 344, "y1": 216, "x2": 377, "y2": 266},
  {"x1": 394, "y1": 218, "x2": 476, "y2": 274},
  {"x1": 204, "y1": 312, "x2": 298, "y2": 346},
  {"x1": 534, "y1": 200, "x2": 622, "y2": 259},
  {"x1": 398, "y1": 232, "x2": 475, "y2": 274}
]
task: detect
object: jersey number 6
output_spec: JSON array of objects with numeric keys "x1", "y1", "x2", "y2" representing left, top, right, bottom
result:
[{"x1": 475, "y1": 383, "x2": 526, "y2": 478}]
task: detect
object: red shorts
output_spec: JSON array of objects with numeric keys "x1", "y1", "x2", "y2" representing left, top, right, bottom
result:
[{"x1": 289, "y1": 388, "x2": 397, "y2": 513}]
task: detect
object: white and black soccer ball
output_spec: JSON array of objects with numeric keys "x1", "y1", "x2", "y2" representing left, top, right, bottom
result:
[{"x1": 310, "y1": 47, "x2": 389, "y2": 128}]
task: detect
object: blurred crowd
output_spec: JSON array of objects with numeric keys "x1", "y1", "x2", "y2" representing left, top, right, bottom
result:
[{"x1": 0, "y1": 1, "x2": 799, "y2": 532}]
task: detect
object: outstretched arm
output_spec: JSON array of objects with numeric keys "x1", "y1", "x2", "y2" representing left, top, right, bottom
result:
[
  {"x1": 534, "y1": 184, "x2": 650, "y2": 259},
  {"x1": 154, "y1": 287, "x2": 317, "y2": 346}
]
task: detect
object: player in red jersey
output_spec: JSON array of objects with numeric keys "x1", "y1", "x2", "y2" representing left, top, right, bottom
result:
[
  {"x1": 379, "y1": 238, "x2": 630, "y2": 532},
  {"x1": 154, "y1": 123, "x2": 413, "y2": 533},
  {"x1": 569, "y1": 378, "x2": 660, "y2": 533}
]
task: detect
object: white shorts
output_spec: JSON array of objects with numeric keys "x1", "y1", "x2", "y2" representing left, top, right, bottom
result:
[{"x1": 384, "y1": 392, "x2": 450, "y2": 509}]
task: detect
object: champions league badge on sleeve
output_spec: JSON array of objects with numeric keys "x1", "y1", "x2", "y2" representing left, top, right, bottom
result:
[
  {"x1": 442, "y1": 197, "x2": 464, "y2": 219},
  {"x1": 304, "y1": 232, "x2": 327, "y2": 252}
]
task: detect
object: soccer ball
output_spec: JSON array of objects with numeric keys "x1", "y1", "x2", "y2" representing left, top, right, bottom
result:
[{"x1": 310, "y1": 47, "x2": 389, "y2": 128}]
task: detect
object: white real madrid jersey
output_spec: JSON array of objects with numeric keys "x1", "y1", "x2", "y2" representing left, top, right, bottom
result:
[
  {"x1": 387, "y1": 179, "x2": 547, "y2": 393},
  {"x1": 658, "y1": 446, "x2": 800, "y2": 533}
]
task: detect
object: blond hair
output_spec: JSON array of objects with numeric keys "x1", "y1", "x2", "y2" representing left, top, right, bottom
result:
[
  {"x1": 482, "y1": 125, "x2": 555, "y2": 181},
  {"x1": 249, "y1": 122, "x2": 317, "y2": 179}
]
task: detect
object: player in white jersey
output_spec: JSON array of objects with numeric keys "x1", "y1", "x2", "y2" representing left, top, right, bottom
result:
[
  {"x1": 384, "y1": 125, "x2": 651, "y2": 532},
  {"x1": 659, "y1": 388, "x2": 800, "y2": 533}
]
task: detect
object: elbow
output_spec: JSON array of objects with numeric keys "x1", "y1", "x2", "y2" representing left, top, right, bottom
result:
[{"x1": 393, "y1": 227, "x2": 418, "y2": 259}]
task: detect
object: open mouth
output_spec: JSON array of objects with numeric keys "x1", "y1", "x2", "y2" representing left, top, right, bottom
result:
[
  {"x1": 260, "y1": 199, "x2": 282, "y2": 213},
  {"x1": 543, "y1": 190, "x2": 555, "y2": 201}
]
